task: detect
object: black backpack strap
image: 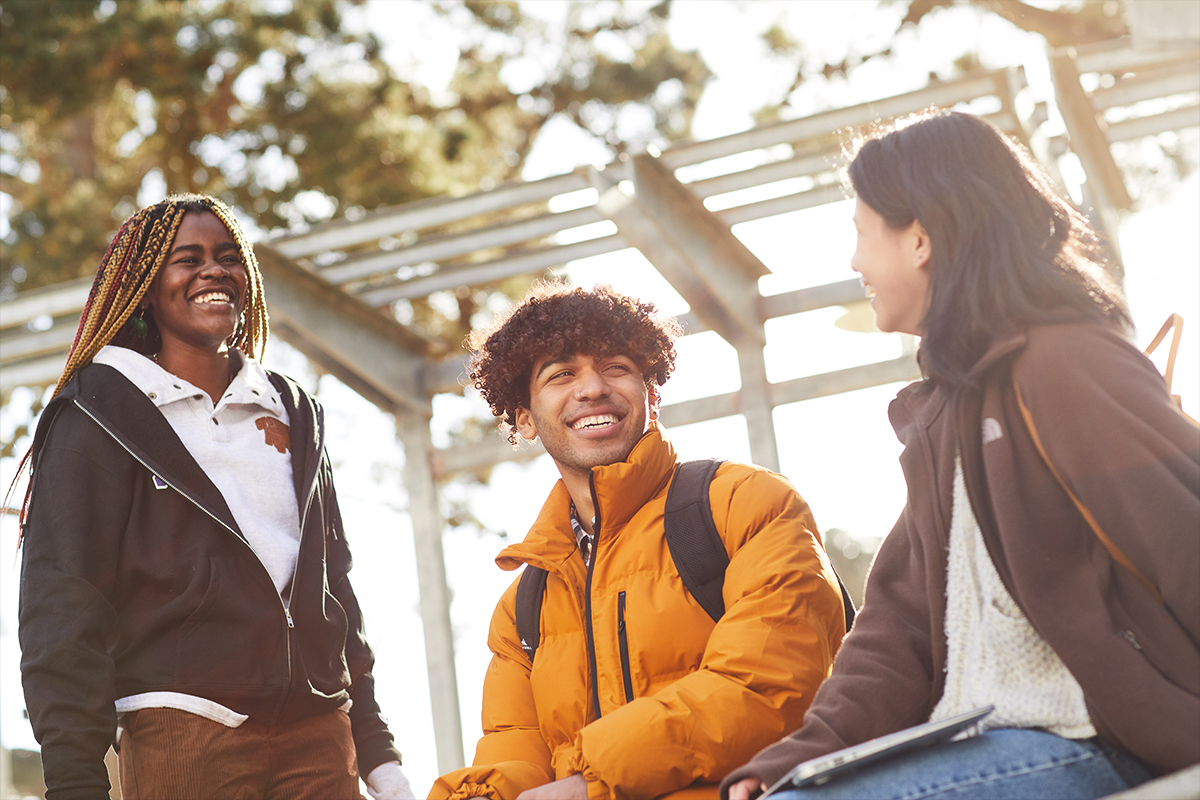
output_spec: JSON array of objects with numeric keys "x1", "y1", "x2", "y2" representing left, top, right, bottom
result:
[
  {"x1": 836, "y1": 573, "x2": 856, "y2": 632},
  {"x1": 519, "y1": 460, "x2": 857, "y2": 664},
  {"x1": 515, "y1": 565, "x2": 549, "y2": 662},
  {"x1": 665, "y1": 458, "x2": 858, "y2": 633},
  {"x1": 664, "y1": 459, "x2": 729, "y2": 622}
]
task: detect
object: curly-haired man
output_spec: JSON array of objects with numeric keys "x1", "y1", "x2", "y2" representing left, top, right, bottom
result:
[{"x1": 430, "y1": 282, "x2": 847, "y2": 800}]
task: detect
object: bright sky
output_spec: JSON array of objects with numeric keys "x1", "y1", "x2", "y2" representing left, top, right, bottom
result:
[{"x1": 2, "y1": 2, "x2": 1198, "y2": 796}]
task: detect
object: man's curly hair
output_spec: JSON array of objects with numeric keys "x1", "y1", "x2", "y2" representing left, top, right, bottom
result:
[{"x1": 467, "y1": 281, "x2": 682, "y2": 445}]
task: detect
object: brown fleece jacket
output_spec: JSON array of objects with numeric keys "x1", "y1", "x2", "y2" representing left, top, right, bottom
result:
[{"x1": 721, "y1": 323, "x2": 1200, "y2": 797}]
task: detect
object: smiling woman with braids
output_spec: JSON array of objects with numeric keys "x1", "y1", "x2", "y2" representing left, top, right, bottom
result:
[{"x1": 12, "y1": 195, "x2": 413, "y2": 800}]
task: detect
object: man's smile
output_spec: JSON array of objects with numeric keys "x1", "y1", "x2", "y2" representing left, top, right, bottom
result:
[{"x1": 571, "y1": 414, "x2": 620, "y2": 431}]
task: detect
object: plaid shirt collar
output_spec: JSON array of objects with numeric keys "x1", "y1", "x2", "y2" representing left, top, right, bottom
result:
[{"x1": 569, "y1": 502, "x2": 594, "y2": 567}]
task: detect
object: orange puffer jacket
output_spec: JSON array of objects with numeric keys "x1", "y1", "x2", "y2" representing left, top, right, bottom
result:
[{"x1": 430, "y1": 426, "x2": 846, "y2": 800}]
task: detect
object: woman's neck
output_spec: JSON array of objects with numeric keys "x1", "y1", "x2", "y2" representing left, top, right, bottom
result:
[{"x1": 155, "y1": 344, "x2": 237, "y2": 403}]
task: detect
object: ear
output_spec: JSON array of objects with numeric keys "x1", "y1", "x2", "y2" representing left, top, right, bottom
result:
[
  {"x1": 648, "y1": 385, "x2": 661, "y2": 421},
  {"x1": 911, "y1": 220, "x2": 932, "y2": 271},
  {"x1": 514, "y1": 407, "x2": 538, "y2": 442}
]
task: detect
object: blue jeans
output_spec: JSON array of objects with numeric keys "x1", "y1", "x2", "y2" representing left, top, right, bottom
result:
[{"x1": 768, "y1": 729, "x2": 1153, "y2": 800}]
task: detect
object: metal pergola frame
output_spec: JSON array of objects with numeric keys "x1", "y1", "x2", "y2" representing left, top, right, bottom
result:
[{"x1": 2, "y1": 37, "x2": 1197, "y2": 773}]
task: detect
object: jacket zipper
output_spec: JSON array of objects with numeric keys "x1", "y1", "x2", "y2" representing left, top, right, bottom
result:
[
  {"x1": 74, "y1": 400, "x2": 295, "y2": 679},
  {"x1": 283, "y1": 471, "x2": 319, "y2": 625},
  {"x1": 584, "y1": 475, "x2": 603, "y2": 721},
  {"x1": 286, "y1": 418, "x2": 325, "y2": 614},
  {"x1": 617, "y1": 591, "x2": 634, "y2": 703}
]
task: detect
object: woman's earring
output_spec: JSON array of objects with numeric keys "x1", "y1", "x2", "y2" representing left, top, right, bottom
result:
[{"x1": 129, "y1": 308, "x2": 149, "y2": 340}]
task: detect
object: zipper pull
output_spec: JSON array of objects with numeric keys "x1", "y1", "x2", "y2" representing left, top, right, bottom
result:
[
  {"x1": 285, "y1": 607, "x2": 295, "y2": 628},
  {"x1": 1119, "y1": 628, "x2": 1141, "y2": 650}
]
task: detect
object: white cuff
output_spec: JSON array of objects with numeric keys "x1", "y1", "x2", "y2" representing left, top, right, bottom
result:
[{"x1": 365, "y1": 761, "x2": 414, "y2": 800}]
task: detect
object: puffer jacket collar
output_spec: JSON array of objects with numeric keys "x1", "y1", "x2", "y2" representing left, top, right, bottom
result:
[
  {"x1": 590, "y1": 421, "x2": 677, "y2": 533},
  {"x1": 497, "y1": 422, "x2": 677, "y2": 573}
]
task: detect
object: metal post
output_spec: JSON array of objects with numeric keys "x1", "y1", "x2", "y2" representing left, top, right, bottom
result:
[
  {"x1": 1048, "y1": 49, "x2": 1131, "y2": 278},
  {"x1": 396, "y1": 410, "x2": 465, "y2": 774},
  {"x1": 735, "y1": 341, "x2": 780, "y2": 472}
]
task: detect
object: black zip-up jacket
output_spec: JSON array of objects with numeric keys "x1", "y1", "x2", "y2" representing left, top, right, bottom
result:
[{"x1": 19, "y1": 362, "x2": 401, "y2": 800}]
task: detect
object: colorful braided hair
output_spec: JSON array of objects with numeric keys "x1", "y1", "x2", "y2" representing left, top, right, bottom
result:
[
  {"x1": 54, "y1": 193, "x2": 269, "y2": 397},
  {"x1": 6, "y1": 193, "x2": 270, "y2": 528}
]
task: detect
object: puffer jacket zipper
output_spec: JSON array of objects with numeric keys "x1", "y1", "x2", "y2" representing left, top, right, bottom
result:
[
  {"x1": 617, "y1": 591, "x2": 634, "y2": 703},
  {"x1": 584, "y1": 474, "x2": 603, "y2": 720},
  {"x1": 73, "y1": 399, "x2": 296, "y2": 696}
]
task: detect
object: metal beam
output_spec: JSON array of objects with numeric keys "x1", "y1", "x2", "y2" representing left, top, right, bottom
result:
[
  {"x1": 272, "y1": 171, "x2": 591, "y2": 258},
  {"x1": 759, "y1": 279, "x2": 867, "y2": 319},
  {"x1": 592, "y1": 155, "x2": 768, "y2": 348},
  {"x1": 433, "y1": 435, "x2": 545, "y2": 479},
  {"x1": 254, "y1": 245, "x2": 440, "y2": 416},
  {"x1": 355, "y1": 235, "x2": 626, "y2": 307},
  {"x1": 1049, "y1": 49, "x2": 1132, "y2": 270},
  {"x1": 397, "y1": 409, "x2": 465, "y2": 775},
  {"x1": 0, "y1": 278, "x2": 92, "y2": 329},
  {"x1": 689, "y1": 151, "x2": 839, "y2": 199},
  {"x1": 660, "y1": 69, "x2": 1026, "y2": 170},
  {"x1": 1091, "y1": 61, "x2": 1200, "y2": 111},
  {"x1": 721, "y1": 183, "x2": 848, "y2": 227},
  {"x1": 0, "y1": 323, "x2": 76, "y2": 361},
  {"x1": 0, "y1": 354, "x2": 64, "y2": 394},
  {"x1": 320, "y1": 206, "x2": 604, "y2": 286},
  {"x1": 1047, "y1": 50, "x2": 1134, "y2": 214},
  {"x1": 1074, "y1": 37, "x2": 1198, "y2": 74},
  {"x1": 769, "y1": 355, "x2": 920, "y2": 407},
  {"x1": 1106, "y1": 104, "x2": 1200, "y2": 142}
]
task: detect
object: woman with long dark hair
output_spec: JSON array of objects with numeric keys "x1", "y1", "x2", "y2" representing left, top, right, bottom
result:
[
  {"x1": 722, "y1": 111, "x2": 1199, "y2": 800},
  {"x1": 14, "y1": 194, "x2": 413, "y2": 800}
]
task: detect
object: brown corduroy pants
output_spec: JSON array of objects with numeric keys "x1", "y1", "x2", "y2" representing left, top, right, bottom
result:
[{"x1": 117, "y1": 708, "x2": 365, "y2": 800}]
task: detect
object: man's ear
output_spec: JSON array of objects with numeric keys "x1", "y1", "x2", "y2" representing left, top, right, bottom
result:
[
  {"x1": 912, "y1": 220, "x2": 932, "y2": 271},
  {"x1": 514, "y1": 407, "x2": 538, "y2": 441},
  {"x1": 648, "y1": 385, "x2": 660, "y2": 421}
]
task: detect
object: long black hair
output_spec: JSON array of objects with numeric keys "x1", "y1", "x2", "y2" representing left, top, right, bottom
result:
[{"x1": 847, "y1": 110, "x2": 1131, "y2": 386}]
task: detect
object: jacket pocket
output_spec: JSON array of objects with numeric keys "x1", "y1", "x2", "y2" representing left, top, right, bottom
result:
[
  {"x1": 618, "y1": 591, "x2": 634, "y2": 703},
  {"x1": 173, "y1": 556, "x2": 286, "y2": 689},
  {"x1": 181, "y1": 556, "x2": 222, "y2": 631},
  {"x1": 307, "y1": 589, "x2": 351, "y2": 694}
]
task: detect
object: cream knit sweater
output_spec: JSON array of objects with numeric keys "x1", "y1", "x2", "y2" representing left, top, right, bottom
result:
[{"x1": 929, "y1": 456, "x2": 1096, "y2": 739}]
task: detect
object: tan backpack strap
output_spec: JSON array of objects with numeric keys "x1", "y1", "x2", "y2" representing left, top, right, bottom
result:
[
  {"x1": 1144, "y1": 314, "x2": 1183, "y2": 400},
  {"x1": 1013, "y1": 377, "x2": 1163, "y2": 605}
]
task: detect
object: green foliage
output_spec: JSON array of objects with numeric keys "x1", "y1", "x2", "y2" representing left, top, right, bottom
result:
[
  {"x1": 0, "y1": 0, "x2": 710, "y2": 350},
  {"x1": 2, "y1": 0, "x2": 406, "y2": 290}
]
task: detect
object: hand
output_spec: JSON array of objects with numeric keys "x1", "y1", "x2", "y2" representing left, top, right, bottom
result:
[
  {"x1": 365, "y1": 761, "x2": 415, "y2": 800},
  {"x1": 516, "y1": 774, "x2": 588, "y2": 800},
  {"x1": 727, "y1": 776, "x2": 767, "y2": 800}
]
